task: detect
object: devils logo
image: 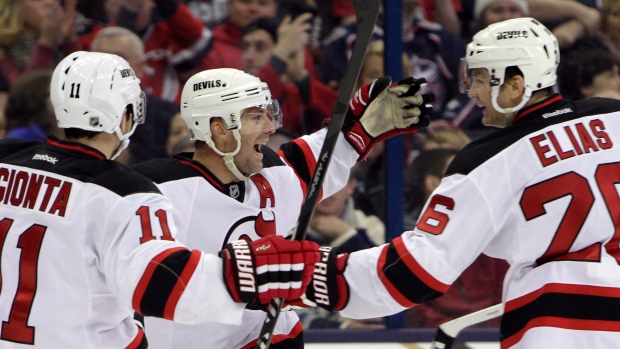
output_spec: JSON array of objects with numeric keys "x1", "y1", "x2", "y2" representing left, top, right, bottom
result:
[{"x1": 221, "y1": 210, "x2": 276, "y2": 249}]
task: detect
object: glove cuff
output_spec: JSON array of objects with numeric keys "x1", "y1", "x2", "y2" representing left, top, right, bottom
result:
[
  {"x1": 221, "y1": 240, "x2": 257, "y2": 304},
  {"x1": 306, "y1": 246, "x2": 350, "y2": 312}
]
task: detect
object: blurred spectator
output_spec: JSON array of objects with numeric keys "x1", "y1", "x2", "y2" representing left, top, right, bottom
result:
[
  {"x1": 402, "y1": 147, "x2": 508, "y2": 329},
  {"x1": 171, "y1": 136, "x2": 196, "y2": 154},
  {"x1": 242, "y1": 16, "x2": 337, "y2": 135},
  {"x1": 98, "y1": 0, "x2": 212, "y2": 102},
  {"x1": 471, "y1": 0, "x2": 528, "y2": 34},
  {"x1": 4, "y1": 70, "x2": 61, "y2": 141},
  {"x1": 191, "y1": 0, "x2": 279, "y2": 70},
  {"x1": 404, "y1": 148, "x2": 459, "y2": 229},
  {"x1": 528, "y1": 0, "x2": 601, "y2": 49},
  {"x1": 91, "y1": 26, "x2": 179, "y2": 163},
  {"x1": 421, "y1": 0, "x2": 463, "y2": 37},
  {"x1": 184, "y1": 0, "x2": 228, "y2": 28},
  {"x1": 308, "y1": 171, "x2": 384, "y2": 253},
  {"x1": 321, "y1": 0, "x2": 466, "y2": 122},
  {"x1": 557, "y1": 45, "x2": 620, "y2": 100},
  {"x1": 0, "y1": 71, "x2": 9, "y2": 111},
  {"x1": 348, "y1": 40, "x2": 414, "y2": 224},
  {"x1": 166, "y1": 112, "x2": 191, "y2": 156},
  {"x1": 415, "y1": 120, "x2": 472, "y2": 152},
  {"x1": 0, "y1": 0, "x2": 79, "y2": 85},
  {"x1": 596, "y1": 0, "x2": 620, "y2": 63},
  {"x1": 356, "y1": 40, "x2": 410, "y2": 90},
  {"x1": 0, "y1": 109, "x2": 5, "y2": 139}
]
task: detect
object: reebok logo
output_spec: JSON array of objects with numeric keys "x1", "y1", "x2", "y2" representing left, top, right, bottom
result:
[
  {"x1": 232, "y1": 241, "x2": 255, "y2": 292},
  {"x1": 32, "y1": 154, "x2": 58, "y2": 164},
  {"x1": 193, "y1": 80, "x2": 223, "y2": 91},
  {"x1": 542, "y1": 108, "x2": 572, "y2": 118}
]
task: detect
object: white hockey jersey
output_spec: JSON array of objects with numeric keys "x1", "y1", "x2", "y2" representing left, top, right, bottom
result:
[
  {"x1": 341, "y1": 95, "x2": 620, "y2": 348},
  {"x1": 0, "y1": 137, "x2": 246, "y2": 348},
  {"x1": 133, "y1": 129, "x2": 357, "y2": 348}
]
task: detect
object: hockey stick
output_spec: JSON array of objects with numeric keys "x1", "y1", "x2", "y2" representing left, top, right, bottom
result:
[
  {"x1": 254, "y1": 1, "x2": 380, "y2": 348},
  {"x1": 430, "y1": 303, "x2": 504, "y2": 349}
]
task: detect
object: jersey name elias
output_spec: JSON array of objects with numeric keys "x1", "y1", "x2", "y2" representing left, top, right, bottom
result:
[{"x1": 340, "y1": 96, "x2": 620, "y2": 348}]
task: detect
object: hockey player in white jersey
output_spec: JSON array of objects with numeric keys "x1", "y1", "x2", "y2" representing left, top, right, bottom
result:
[
  {"x1": 298, "y1": 17, "x2": 620, "y2": 348},
  {"x1": 132, "y1": 67, "x2": 434, "y2": 348},
  {"x1": 0, "y1": 51, "x2": 322, "y2": 348}
]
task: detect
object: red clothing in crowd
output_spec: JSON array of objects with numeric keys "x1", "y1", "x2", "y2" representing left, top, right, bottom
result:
[
  {"x1": 80, "y1": 3, "x2": 210, "y2": 103},
  {"x1": 257, "y1": 63, "x2": 337, "y2": 135},
  {"x1": 0, "y1": 41, "x2": 79, "y2": 85}
]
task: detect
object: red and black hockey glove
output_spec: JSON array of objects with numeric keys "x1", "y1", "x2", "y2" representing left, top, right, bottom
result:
[
  {"x1": 341, "y1": 76, "x2": 434, "y2": 160},
  {"x1": 221, "y1": 235, "x2": 321, "y2": 305},
  {"x1": 304, "y1": 246, "x2": 350, "y2": 312}
]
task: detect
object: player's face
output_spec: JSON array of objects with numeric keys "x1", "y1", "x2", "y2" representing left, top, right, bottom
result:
[
  {"x1": 467, "y1": 68, "x2": 512, "y2": 128},
  {"x1": 242, "y1": 29, "x2": 275, "y2": 75},
  {"x1": 228, "y1": 0, "x2": 278, "y2": 28},
  {"x1": 233, "y1": 106, "x2": 276, "y2": 176}
]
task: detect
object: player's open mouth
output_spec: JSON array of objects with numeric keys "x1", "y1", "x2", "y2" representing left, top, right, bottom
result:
[{"x1": 254, "y1": 144, "x2": 264, "y2": 155}]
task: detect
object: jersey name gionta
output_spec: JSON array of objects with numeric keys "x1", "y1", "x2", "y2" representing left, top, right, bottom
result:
[{"x1": 0, "y1": 137, "x2": 247, "y2": 348}]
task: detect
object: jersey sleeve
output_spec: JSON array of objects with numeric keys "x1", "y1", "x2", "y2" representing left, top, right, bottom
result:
[
  {"x1": 277, "y1": 128, "x2": 358, "y2": 201},
  {"x1": 98, "y1": 192, "x2": 246, "y2": 325},
  {"x1": 341, "y1": 173, "x2": 499, "y2": 319}
]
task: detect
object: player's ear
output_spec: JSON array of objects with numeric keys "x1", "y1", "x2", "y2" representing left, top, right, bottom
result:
[
  {"x1": 210, "y1": 117, "x2": 229, "y2": 140},
  {"x1": 506, "y1": 74, "x2": 525, "y2": 100}
]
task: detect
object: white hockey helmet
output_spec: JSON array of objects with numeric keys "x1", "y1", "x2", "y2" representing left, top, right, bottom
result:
[
  {"x1": 50, "y1": 51, "x2": 146, "y2": 158},
  {"x1": 459, "y1": 17, "x2": 559, "y2": 116},
  {"x1": 180, "y1": 68, "x2": 282, "y2": 180}
]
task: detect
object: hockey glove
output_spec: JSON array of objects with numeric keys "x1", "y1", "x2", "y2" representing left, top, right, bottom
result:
[
  {"x1": 305, "y1": 246, "x2": 350, "y2": 312},
  {"x1": 342, "y1": 76, "x2": 434, "y2": 160},
  {"x1": 221, "y1": 235, "x2": 321, "y2": 305}
]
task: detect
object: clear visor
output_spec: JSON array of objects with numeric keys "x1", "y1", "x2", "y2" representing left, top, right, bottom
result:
[
  {"x1": 240, "y1": 100, "x2": 283, "y2": 129},
  {"x1": 458, "y1": 59, "x2": 492, "y2": 94}
]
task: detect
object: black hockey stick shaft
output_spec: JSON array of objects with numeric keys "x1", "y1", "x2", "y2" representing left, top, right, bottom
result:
[
  {"x1": 431, "y1": 303, "x2": 504, "y2": 349},
  {"x1": 254, "y1": 1, "x2": 380, "y2": 348}
]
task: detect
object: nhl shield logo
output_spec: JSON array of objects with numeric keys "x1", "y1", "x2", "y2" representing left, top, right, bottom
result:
[
  {"x1": 89, "y1": 116, "x2": 100, "y2": 127},
  {"x1": 229, "y1": 184, "x2": 240, "y2": 199}
]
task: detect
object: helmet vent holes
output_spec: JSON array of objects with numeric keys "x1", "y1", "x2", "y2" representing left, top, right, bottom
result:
[
  {"x1": 64, "y1": 67, "x2": 70, "y2": 75},
  {"x1": 530, "y1": 28, "x2": 539, "y2": 37},
  {"x1": 221, "y1": 92, "x2": 240, "y2": 101}
]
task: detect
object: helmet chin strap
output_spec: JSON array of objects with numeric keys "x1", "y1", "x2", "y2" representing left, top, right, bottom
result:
[
  {"x1": 205, "y1": 129, "x2": 249, "y2": 181},
  {"x1": 111, "y1": 128, "x2": 130, "y2": 160},
  {"x1": 491, "y1": 86, "x2": 533, "y2": 125}
]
